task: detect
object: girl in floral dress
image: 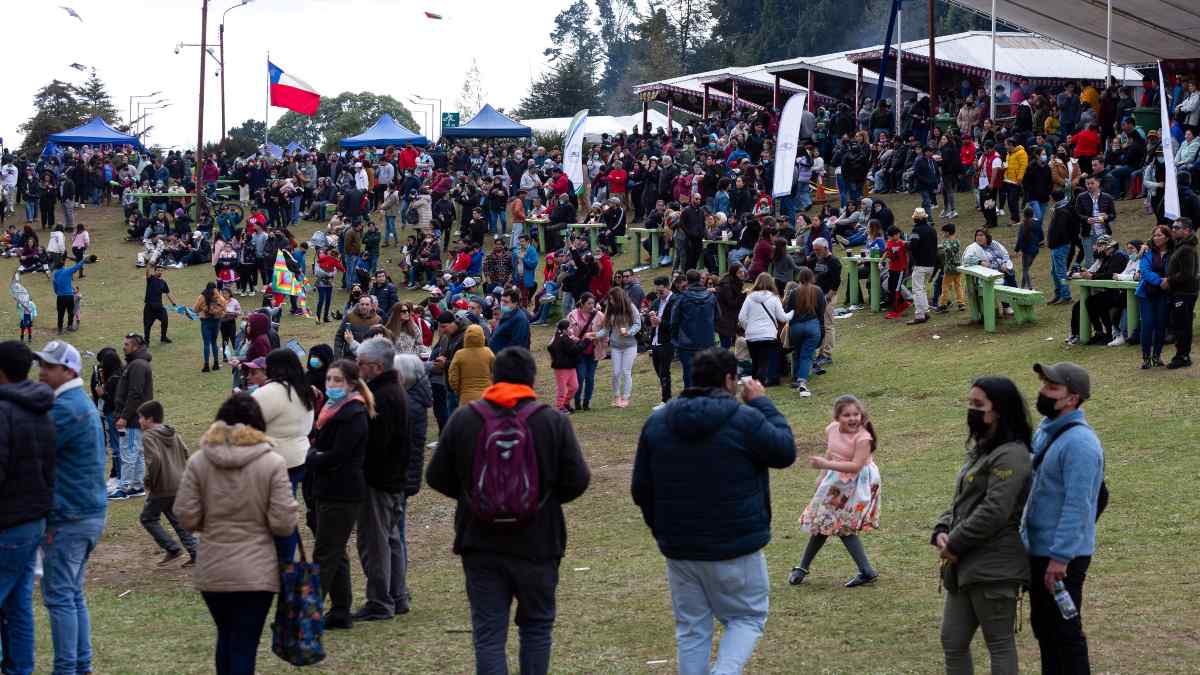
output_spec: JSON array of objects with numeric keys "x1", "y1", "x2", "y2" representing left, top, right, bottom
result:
[{"x1": 789, "y1": 394, "x2": 882, "y2": 588}]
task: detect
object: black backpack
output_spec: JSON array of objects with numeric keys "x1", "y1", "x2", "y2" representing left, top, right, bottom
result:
[{"x1": 1033, "y1": 422, "x2": 1108, "y2": 521}]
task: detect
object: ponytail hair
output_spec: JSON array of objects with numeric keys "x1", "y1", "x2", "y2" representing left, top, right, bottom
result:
[
  {"x1": 833, "y1": 394, "x2": 877, "y2": 452},
  {"x1": 329, "y1": 359, "x2": 376, "y2": 418}
]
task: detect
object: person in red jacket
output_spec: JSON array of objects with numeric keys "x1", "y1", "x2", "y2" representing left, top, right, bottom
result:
[
  {"x1": 1072, "y1": 123, "x2": 1102, "y2": 170},
  {"x1": 589, "y1": 247, "x2": 614, "y2": 301},
  {"x1": 398, "y1": 144, "x2": 419, "y2": 172},
  {"x1": 608, "y1": 164, "x2": 630, "y2": 217}
]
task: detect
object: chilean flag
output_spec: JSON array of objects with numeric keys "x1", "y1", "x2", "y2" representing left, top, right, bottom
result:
[{"x1": 268, "y1": 61, "x2": 320, "y2": 116}]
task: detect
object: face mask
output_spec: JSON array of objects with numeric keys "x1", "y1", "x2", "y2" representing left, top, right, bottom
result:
[
  {"x1": 245, "y1": 384, "x2": 259, "y2": 394},
  {"x1": 325, "y1": 386, "x2": 347, "y2": 403},
  {"x1": 500, "y1": 305, "x2": 514, "y2": 316},
  {"x1": 1036, "y1": 392, "x2": 1063, "y2": 419},
  {"x1": 309, "y1": 357, "x2": 322, "y2": 369},
  {"x1": 966, "y1": 408, "x2": 989, "y2": 438}
]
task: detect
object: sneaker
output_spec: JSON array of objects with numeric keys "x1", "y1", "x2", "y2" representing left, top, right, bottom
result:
[
  {"x1": 845, "y1": 572, "x2": 879, "y2": 588},
  {"x1": 106, "y1": 477, "x2": 119, "y2": 492},
  {"x1": 160, "y1": 336, "x2": 173, "y2": 344},
  {"x1": 1166, "y1": 356, "x2": 1192, "y2": 370},
  {"x1": 787, "y1": 566, "x2": 809, "y2": 585},
  {"x1": 124, "y1": 487, "x2": 146, "y2": 499},
  {"x1": 814, "y1": 355, "x2": 832, "y2": 366},
  {"x1": 1065, "y1": 335, "x2": 1080, "y2": 345},
  {"x1": 182, "y1": 556, "x2": 196, "y2": 568},
  {"x1": 1107, "y1": 335, "x2": 1126, "y2": 347},
  {"x1": 659, "y1": 255, "x2": 672, "y2": 266},
  {"x1": 885, "y1": 311, "x2": 900, "y2": 319},
  {"x1": 107, "y1": 489, "x2": 131, "y2": 501},
  {"x1": 1086, "y1": 333, "x2": 1111, "y2": 346},
  {"x1": 156, "y1": 550, "x2": 183, "y2": 567},
  {"x1": 652, "y1": 402, "x2": 667, "y2": 411},
  {"x1": 558, "y1": 406, "x2": 573, "y2": 415},
  {"x1": 1142, "y1": 358, "x2": 1152, "y2": 370},
  {"x1": 905, "y1": 316, "x2": 928, "y2": 325},
  {"x1": 350, "y1": 608, "x2": 392, "y2": 622},
  {"x1": 810, "y1": 365, "x2": 827, "y2": 376},
  {"x1": 324, "y1": 612, "x2": 353, "y2": 630},
  {"x1": 202, "y1": 365, "x2": 210, "y2": 373},
  {"x1": 796, "y1": 382, "x2": 811, "y2": 398}
]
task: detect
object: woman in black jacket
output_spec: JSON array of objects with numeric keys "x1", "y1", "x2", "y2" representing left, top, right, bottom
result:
[
  {"x1": 939, "y1": 134, "x2": 962, "y2": 218},
  {"x1": 715, "y1": 263, "x2": 747, "y2": 349},
  {"x1": 305, "y1": 359, "x2": 373, "y2": 629}
]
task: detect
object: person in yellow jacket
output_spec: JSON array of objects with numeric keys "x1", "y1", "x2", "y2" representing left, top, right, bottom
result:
[
  {"x1": 448, "y1": 324, "x2": 495, "y2": 406},
  {"x1": 1002, "y1": 138, "x2": 1029, "y2": 226}
]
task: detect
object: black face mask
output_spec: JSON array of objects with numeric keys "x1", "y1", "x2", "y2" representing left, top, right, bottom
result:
[
  {"x1": 1036, "y1": 392, "x2": 1063, "y2": 419},
  {"x1": 966, "y1": 408, "x2": 990, "y2": 438}
]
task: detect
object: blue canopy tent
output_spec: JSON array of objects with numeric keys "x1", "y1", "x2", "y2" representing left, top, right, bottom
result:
[
  {"x1": 285, "y1": 141, "x2": 303, "y2": 154},
  {"x1": 40, "y1": 141, "x2": 64, "y2": 159},
  {"x1": 47, "y1": 117, "x2": 142, "y2": 149},
  {"x1": 340, "y1": 114, "x2": 430, "y2": 148},
  {"x1": 259, "y1": 142, "x2": 283, "y2": 159},
  {"x1": 441, "y1": 104, "x2": 531, "y2": 139}
]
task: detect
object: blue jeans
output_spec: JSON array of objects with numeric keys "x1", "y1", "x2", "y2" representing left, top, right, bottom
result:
[
  {"x1": 384, "y1": 215, "x2": 398, "y2": 245},
  {"x1": 779, "y1": 195, "x2": 797, "y2": 224},
  {"x1": 274, "y1": 466, "x2": 305, "y2": 562},
  {"x1": 1139, "y1": 293, "x2": 1170, "y2": 359},
  {"x1": 836, "y1": 174, "x2": 849, "y2": 209},
  {"x1": 0, "y1": 518, "x2": 46, "y2": 675},
  {"x1": 1028, "y1": 199, "x2": 1046, "y2": 224},
  {"x1": 200, "y1": 318, "x2": 220, "y2": 367},
  {"x1": 795, "y1": 180, "x2": 812, "y2": 211},
  {"x1": 846, "y1": 180, "x2": 864, "y2": 203},
  {"x1": 920, "y1": 189, "x2": 936, "y2": 216},
  {"x1": 290, "y1": 195, "x2": 301, "y2": 224},
  {"x1": 574, "y1": 355, "x2": 598, "y2": 408},
  {"x1": 316, "y1": 285, "x2": 333, "y2": 319},
  {"x1": 24, "y1": 200, "x2": 37, "y2": 222},
  {"x1": 667, "y1": 550, "x2": 769, "y2": 675},
  {"x1": 343, "y1": 255, "x2": 361, "y2": 288},
  {"x1": 119, "y1": 427, "x2": 145, "y2": 492},
  {"x1": 462, "y1": 551, "x2": 559, "y2": 675},
  {"x1": 1081, "y1": 235, "x2": 1096, "y2": 268},
  {"x1": 677, "y1": 349, "x2": 696, "y2": 389},
  {"x1": 42, "y1": 517, "x2": 105, "y2": 675},
  {"x1": 103, "y1": 412, "x2": 121, "y2": 478},
  {"x1": 719, "y1": 335, "x2": 735, "y2": 349},
  {"x1": 789, "y1": 319, "x2": 822, "y2": 382},
  {"x1": 1050, "y1": 245, "x2": 1072, "y2": 301},
  {"x1": 488, "y1": 210, "x2": 507, "y2": 235}
]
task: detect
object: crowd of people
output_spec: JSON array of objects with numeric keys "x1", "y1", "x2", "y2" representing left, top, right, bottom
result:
[{"x1": 0, "y1": 66, "x2": 1196, "y2": 674}]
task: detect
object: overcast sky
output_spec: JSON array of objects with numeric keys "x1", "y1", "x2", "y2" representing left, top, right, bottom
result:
[{"x1": 1, "y1": 0, "x2": 569, "y2": 150}]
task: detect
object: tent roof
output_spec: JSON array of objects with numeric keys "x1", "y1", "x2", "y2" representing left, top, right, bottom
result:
[
  {"x1": 340, "y1": 114, "x2": 430, "y2": 148},
  {"x1": 846, "y1": 31, "x2": 1142, "y2": 84},
  {"x1": 764, "y1": 49, "x2": 923, "y2": 94},
  {"x1": 47, "y1": 117, "x2": 141, "y2": 148},
  {"x1": 442, "y1": 104, "x2": 531, "y2": 139},
  {"x1": 521, "y1": 110, "x2": 681, "y2": 138},
  {"x1": 633, "y1": 68, "x2": 755, "y2": 113},
  {"x1": 943, "y1": 0, "x2": 1200, "y2": 65}
]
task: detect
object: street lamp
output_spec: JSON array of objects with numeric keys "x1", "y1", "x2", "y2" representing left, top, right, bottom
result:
[
  {"x1": 410, "y1": 95, "x2": 443, "y2": 140},
  {"x1": 409, "y1": 107, "x2": 430, "y2": 137},
  {"x1": 219, "y1": 0, "x2": 254, "y2": 140},
  {"x1": 129, "y1": 91, "x2": 161, "y2": 130},
  {"x1": 138, "y1": 104, "x2": 173, "y2": 145},
  {"x1": 136, "y1": 100, "x2": 169, "y2": 136}
]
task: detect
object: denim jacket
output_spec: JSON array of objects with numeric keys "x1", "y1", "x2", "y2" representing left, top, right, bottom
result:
[{"x1": 49, "y1": 380, "x2": 107, "y2": 524}]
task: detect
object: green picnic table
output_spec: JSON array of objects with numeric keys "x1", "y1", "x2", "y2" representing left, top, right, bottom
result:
[
  {"x1": 960, "y1": 264, "x2": 1006, "y2": 332},
  {"x1": 840, "y1": 255, "x2": 883, "y2": 311},
  {"x1": 132, "y1": 191, "x2": 196, "y2": 215},
  {"x1": 1070, "y1": 277, "x2": 1140, "y2": 342},
  {"x1": 705, "y1": 238, "x2": 738, "y2": 276},
  {"x1": 629, "y1": 227, "x2": 663, "y2": 268},
  {"x1": 567, "y1": 223, "x2": 605, "y2": 250},
  {"x1": 526, "y1": 218, "x2": 549, "y2": 253}
]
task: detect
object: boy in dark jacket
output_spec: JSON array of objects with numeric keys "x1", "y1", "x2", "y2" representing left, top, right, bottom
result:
[
  {"x1": 427, "y1": 346, "x2": 590, "y2": 675},
  {"x1": 547, "y1": 319, "x2": 586, "y2": 413},
  {"x1": 137, "y1": 400, "x2": 197, "y2": 566},
  {"x1": 1046, "y1": 192, "x2": 1078, "y2": 304}
]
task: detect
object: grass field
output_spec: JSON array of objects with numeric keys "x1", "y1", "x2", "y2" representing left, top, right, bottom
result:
[{"x1": 10, "y1": 192, "x2": 1199, "y2": 674}]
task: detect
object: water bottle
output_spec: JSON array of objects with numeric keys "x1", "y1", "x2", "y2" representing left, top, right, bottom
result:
[{"x1": 1053, "y1": 580, "x2": 1079, "y2": 620}]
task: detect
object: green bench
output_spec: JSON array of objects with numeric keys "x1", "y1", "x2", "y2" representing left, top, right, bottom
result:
[{"x1": 994, "y1": 286, "x2": 1046, "y2": 325}]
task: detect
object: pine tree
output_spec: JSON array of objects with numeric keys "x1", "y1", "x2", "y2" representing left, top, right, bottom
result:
[
  {"x1": 18, "y1": 80, "x2": 85, "y2": 155},
  {"x1": 74, "y1": 69, "x2": 121, "y2": 124},
  {"x1": 456, "y1": 59, "x2": 488, "y2": 120}
]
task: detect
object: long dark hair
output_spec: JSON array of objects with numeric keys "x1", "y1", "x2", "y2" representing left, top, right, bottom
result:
[
  {"x1": 265, "y1": 348, "x2": 315, "y2": 411},
  {"x1": 201, "y1": 282, "x2": 219, "y2": 311},
  {"x1": 96, "y1": 347, "x2": 123, "y2": 380},
  {"x1": 969, "y1": 376, "x2": 1033, "y2": 452},
  {"x1": 215, "y1": 392, "x2": 266, "y2": 432}
]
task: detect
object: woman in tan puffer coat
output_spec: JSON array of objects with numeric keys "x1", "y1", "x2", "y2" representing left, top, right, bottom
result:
[
  {"x1": 175, "y1": 393, "x2": 298, "y2": 675},
  {"x1": 448, "y1": 323, "x2": 494, "y2": 406}
]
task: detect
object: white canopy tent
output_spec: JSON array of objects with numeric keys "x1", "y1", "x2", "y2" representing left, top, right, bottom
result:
[
  {"x1": 521, "y1": 110, "x2": 681, "y2": 141},
  {"x1": 943, "y1": 0, "x2": 1200, "y2": 65}
]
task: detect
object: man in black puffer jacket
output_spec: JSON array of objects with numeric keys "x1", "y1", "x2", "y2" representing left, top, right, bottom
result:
[
  {"x1": 632, "y1": 348, "x2": 795, "y2": 674},
  {"x1": 353, "y1": 337, "x2": 410, "y2": 621},
  {"x1": 907, "y1": 210, "x2": 939, "y2": 324},
  {"x1": 0, "y1": 340, "x2": 57, "y2": 674}
]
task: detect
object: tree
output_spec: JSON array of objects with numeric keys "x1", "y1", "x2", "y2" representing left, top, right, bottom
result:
[
  {"x1": 269, "y1": 92, "x2": 420, "y2": 152},
  {"x1": 456, "y1": 59, "x2": 488, "y2": 120},
  {"x1": 517, "y1": 58, "x2": 601, "y2": 119},
  {"x1": 75, "y1": 69, "x2": 121, "y2": 126},
  {"x1": 662, "y1": 0, "x2": 712, "y2": 69},
  {"x1": 18, "y1": 80, "x2": 85, "y2": 156},
  {"x1": 206, "y1": 119, "x2": 265, "y2": 158}
]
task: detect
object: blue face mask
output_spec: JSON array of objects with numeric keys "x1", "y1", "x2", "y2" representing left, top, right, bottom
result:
[
  {"x1": 245, "y1": 384, "x2": 259, "y2": 394},
  {"x1": 500, "y1": 305, "x2": 514, "y2": 316},
  {"x1": 325, "y1": 386, "x2": 347, "y2": 403},
  {"x1": 309, "y1": 357, "x2": 322, "y2": 369}
]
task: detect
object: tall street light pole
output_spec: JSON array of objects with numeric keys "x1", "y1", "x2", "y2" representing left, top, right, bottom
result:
[
  {"x1": 411, "y1": 95, "x2": 443, "y2": 140},
  {"x1": 196, "y1": 0, "x2": 209, "y2": 189},
  {"x1": 129, "y1": 92, "x2": 161, "y2": 130},
  {"x1": 137, "y1": 99, "x2": 168, "y2": 137},
  {"x1": 219, "y1": 0, "x2": 254, "y2": 141},
  {"x1": 408, "y1": 99, "x2": 434, "y2": 138}
]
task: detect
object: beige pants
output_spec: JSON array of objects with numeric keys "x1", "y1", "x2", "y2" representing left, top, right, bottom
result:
[
  {"x1": 819, "y1": 291, "x2": 835, "y2": 358},
  {"x1": 939, "y1": 272, "x2": 966, "y2": 307}
]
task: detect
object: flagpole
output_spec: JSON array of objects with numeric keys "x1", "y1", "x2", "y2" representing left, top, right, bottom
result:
[{"x1": 264, "y1": 51, "x2": 270, "y2": 153}]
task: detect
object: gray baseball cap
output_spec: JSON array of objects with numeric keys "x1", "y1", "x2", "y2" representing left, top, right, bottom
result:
[
  {"x1": 1033, "y1": 362, "x2": 1090, "y2": 401},
  {"x1": 35, "y1": 340, "x2": 83, "y2": 374}
]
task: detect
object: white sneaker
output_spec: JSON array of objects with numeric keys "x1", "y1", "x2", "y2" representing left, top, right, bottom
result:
[
  {"x1": 106, "y1": 477, "x2": 119, "y2": 492},
  {"x1": 797, "y1": 383, "x2": 812, "y2": 398},
  {"x1": 652, "y1": 402, "x2": 667, "y2": 411},
  {"x1": 1107, "y1": 335, "x2": 1126, "y2": 347}
]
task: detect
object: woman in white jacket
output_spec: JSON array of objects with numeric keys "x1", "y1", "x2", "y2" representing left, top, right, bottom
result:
[
  {"x1": 738, "y1": 272, "x2": 793, "y2": 385},
  {"x1": 251, "y1": 348, "x2": 316, "y2": 562}
]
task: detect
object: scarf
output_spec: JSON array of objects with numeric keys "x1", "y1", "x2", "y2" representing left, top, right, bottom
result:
[
  {"x1": 315, "y1": 392, "x2": 364, "y2": 430},
  {"x1": 481, "y1": 383, "x2": 537, "y2": 409}
]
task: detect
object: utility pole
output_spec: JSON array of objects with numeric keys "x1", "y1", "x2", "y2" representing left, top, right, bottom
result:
[
  {"x1": 196, "y1": 0, "x2": 209, "y2": 188},
  {"x1": 928, "y1": 0, "x2": 937, "y2": 116}
]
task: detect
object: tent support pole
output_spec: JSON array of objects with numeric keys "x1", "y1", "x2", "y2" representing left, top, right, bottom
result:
[
  {"x1": 773, "y1": 75, "x2": 780, "y2": 109},
  {"x1": 895, "y1": 2, "x2": 903, "y2": 136},
  {"x1": 989, "y1": 0, "x2": 996, "y2": 121},
  {"x1": 808, "y1": 70, "x2": 815, "y2": 112},
  {"x1": 732, "y1": 80, "x2": 739, "y2": 111},
  {"x1": 928, "y1": 0, "x2": 936, "y2": 115},
  {"x1": 703, "y1": 84, "x2": 710, "y2": 118},
  {"x1": 666, "y1": 99, "x2": 673, "y2": 140},
  {"x1": 642, "y1": 100, "x2": 649, "y2": 135},
  {"x1": 1105, "y1": 0, "x2": 1112, "y2": 85},
  {"x1": 857, "y1": 63, "x2": 863, "y2": 106}
]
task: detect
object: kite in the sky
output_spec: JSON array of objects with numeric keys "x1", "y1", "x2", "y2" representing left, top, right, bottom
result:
[
  {"x1": 60, "y1": 6, "x2": 83, "y2": 21},
  {"x1": 69, "y1": 63, "x2": 87, "y2": 71},
  {"x1": 424, "y1": 11, "x2": 443, "y2": 20}
]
